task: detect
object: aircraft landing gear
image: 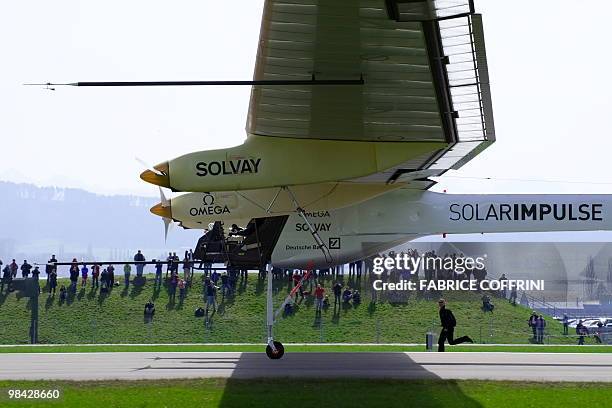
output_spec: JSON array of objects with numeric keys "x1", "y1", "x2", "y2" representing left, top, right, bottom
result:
[
  {"x1": 265, "y1": 264, "x2": 285, "y2": 359},
  {"x1": 266, "y1": 341, "x2": 284, "y2": 359}
]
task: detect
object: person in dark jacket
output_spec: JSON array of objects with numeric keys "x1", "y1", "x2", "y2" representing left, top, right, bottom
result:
[
  {"x1": 21, "y1": 260, "x2": 32, "y2": 278},
  {"x1": 45, "y1": 255, "x2": 57, "y2": 283},
  {"x1": 576, "y1": 320, "x2": 588, "y2": 345},
  {"x1": 134, "y1": 250, "x2": 146, "y2": 277},
  {"x1": 32, "y1": 266, "x2": 40, "y2": 280},
  {"x1": 9, "y1": 259, "x2": 18, "y2": 278},
  {"x1": 69, "y1": 260, "x2": 79, "y2": 292},
  {"x1": 48, "y1": 270, "x2": 58, "y2": 294},
  {"x1": 204, "y1": 277, "x2": 218, "y2": 313},
  {"x1": 535, "y1": 315, "x2": 546, "y2": 344},
  {"x1": 1, "y1": 264, "x2": 11, "y2": 292},
  {"x1": 144, "y1": 300, "x2": 155, "y2": 323},
  {"x1": 438, "y1": 298, "x2": 473, "y2": 352},
  {"x1": 107, "y1": 265, "x2": 115, "y2": 288},
  {"x1": 528, "y1": 312, "x2": 538, "y2": 340},
  {"x1": 333, "y1": 281, "x2": 342, "y2": 306}
]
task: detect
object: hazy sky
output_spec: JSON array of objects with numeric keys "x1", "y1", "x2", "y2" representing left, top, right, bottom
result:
[{"x1": 2, "y1": 0, "x2": 612, "y2": 197}]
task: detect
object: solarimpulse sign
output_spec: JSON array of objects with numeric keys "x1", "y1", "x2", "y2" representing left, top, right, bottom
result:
[{"x1": 449, "y1": 203, "x2": 603, "y2": 222}]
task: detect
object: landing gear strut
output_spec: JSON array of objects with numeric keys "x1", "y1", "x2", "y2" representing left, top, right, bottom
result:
[
  {"x1": 264, "y1": 187, "x2": 333, "y2": 359},
  {"x1": 265, "y1": 264, "x2": 285, "y2": 359}
]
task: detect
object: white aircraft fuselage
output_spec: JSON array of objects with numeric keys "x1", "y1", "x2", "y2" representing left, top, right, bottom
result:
[{"x1": 270, "y1": 190, "x2": 611, "y2": 268}]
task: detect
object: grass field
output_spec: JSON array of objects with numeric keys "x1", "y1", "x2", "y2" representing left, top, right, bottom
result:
[
  {"x1": 0, "y1": 379, "x2": 610, "y2": 408},
  {"x1": 0, "y1": 272, "x2": 579, "y2": 345}
]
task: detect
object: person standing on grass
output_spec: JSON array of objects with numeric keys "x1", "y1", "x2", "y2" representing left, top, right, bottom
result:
[
  {"x1": 21, "y1": 260, "x2": 32, "y2": 278},
  {"x1": 332, "y1": 281, "x2": 342, "y2": 307},
  {"x1": 48, "y1": 270, "x2": 57, "y2": 294},
  {"x1": 1, "y1": 264, "x2": 11, "y2": 293},
  {"x1": 107, "y1": 264, "x2": 115, "y2": 288},
  {"x1": 169, "y1": 273, "x2": 178, "y2": 301},
  {"x1": 562, "y1": 314, "x2": 569, "y2": 335},
  {"x1": 204, "y1": 277, "x2": 218, "y2": 313},
  {"x1": 178, "y1": 278, "x2": 186, "y2": 300},
  {"x1": 220, "y1": 272, "x2": 230, "y2": 297},
  {"x1": 166, "y1": 252, "x2": 173, "y2": 278},
  {"x1": 499, "y1": 273, "x2": 508, "y2": 298},
  {"x1": 32, "y1": 266, "x2": 40, "y2": 286},
  {"x1": 183, "y1": 255, "x2": 191, "y2": 283},
  {"x1": 314, "y1": 284, "x2": 325, "y2": 314},
  {"x1": 535, "y1": 315, "x2": 546, "y2": 344},
  {"x1": 528, "y1": 312, "x2": 538, "y2": 341},
  {"x1": 92, "y1": 264, "x2": 100, "y2": 288},
  {"x1": 123, "y1": 263, "x2": 131, "y2": 288},
  {"x1": 100, "y1": 268, "x2": 108, "y2": 291},
  {"x1": 45, "y1": 255, "x2": 57, "y2": 283},
  {"x1": 437, "y1": 298, "x2": 473, "y2": 352},
  {"x1": 10, "y1": 259, "x2": 18, "y2": 279},
  {"x1": 211, "y1": 269, "x2": 220, "y2": 285},
  {"x1": 154, "y1": 259, "x2": 163, "y2": 286},
  {"x1": 69, "y1": 260, "x2": 79, "y2": 292},
  {"x1": 81, "y1": 264, "x2": 88, "y2": 288},
  {"x1": 172, "y1": 252, "x2": 180, "y2": 275},
  {"x1": 134, "y1": 250, "x2": 146, "y2": 277},
  {"x1": 576, "y1": 320, "x2": 588, "y2": 345}
]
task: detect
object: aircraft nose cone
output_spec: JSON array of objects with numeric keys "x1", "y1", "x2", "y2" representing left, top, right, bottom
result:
[
  {"x1": 140, "y1": 162, "x2": 170, "y2": 187},
  {"x1": 150, "y1": 202, "x2": 172, "y2": 219}
]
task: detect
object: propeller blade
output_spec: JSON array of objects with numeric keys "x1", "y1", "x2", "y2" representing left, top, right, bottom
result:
[
  {"x1": 163, "y1": 217, "x2": 172, "y2": 242},
  {"x1": 159, "y1": 187, "x2": 170, "y2": 208},
  {"x1": 136, "y1": 157, "x2": 163, "y2": 176}
]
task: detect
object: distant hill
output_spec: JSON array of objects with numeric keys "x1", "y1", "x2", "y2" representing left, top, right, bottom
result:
[{"x1": 0, "y1": 181, "x2": 200, "y2": 262}]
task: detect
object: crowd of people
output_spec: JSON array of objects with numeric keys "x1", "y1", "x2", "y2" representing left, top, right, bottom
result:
[{"x1": 1, "y1": 247, "x2": 608, "y2": 346}]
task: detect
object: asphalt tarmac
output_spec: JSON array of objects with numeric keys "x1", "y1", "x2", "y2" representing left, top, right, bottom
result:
[{"x1": 1, "y1": 352, "x2": 611, "y2": 382}]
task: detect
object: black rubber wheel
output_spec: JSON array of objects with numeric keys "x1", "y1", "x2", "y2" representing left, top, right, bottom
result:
[{"x1": 265, "y1": 341, "x2": 285, "y2": 359}]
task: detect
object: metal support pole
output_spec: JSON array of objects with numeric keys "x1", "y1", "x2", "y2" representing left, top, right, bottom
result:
[
  {"x1": 266, "y1": 264, "x2": 276, "y2": 352},
  {"x1": 29, "y1": 279, "x2": 39, "y2": 344}
]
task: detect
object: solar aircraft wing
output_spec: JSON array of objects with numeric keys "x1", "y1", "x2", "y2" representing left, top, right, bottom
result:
[{"x1": 247, "y1": 0, "x2": 496, "y2": 189}]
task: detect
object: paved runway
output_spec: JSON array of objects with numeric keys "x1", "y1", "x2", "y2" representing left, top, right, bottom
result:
[{"x1": 1, "y1": 352, "x2": 611, "y2": 382}]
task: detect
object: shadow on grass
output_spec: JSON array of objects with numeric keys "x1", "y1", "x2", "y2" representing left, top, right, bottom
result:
[
  {"x1": 77, "y1": 287, "x2": 86, "y2": 301},
  {"x1": 45, "y1": 294, "x2": 54, "y2": 311},
  {"x1": 254, "y1": 277, "x2": 265, "y2": 295},
  {"x1": 237, "y1": 276, "x2": 248, "y2": 295},
  {"x1": 152, "y1": 283, "x2": 162, "y2": 301},
  {"x1": 87, "y1": 286, "x2": 97, "y2": 300},
  {"x1": 130, "y1": 284, "x2": 144, "y2": 299},
  {"x1": 66, "y1": 290, "x2": 76, "y2": 306},
  {"x1": 367, "y1": 301, "x2": 377, "y2": 316},
  {"x1": 97, "y1": 289, "x2": 109, "y2": 306},
  {"x1": 217, "y1": 300, "x2": 226, "y2": 316}
]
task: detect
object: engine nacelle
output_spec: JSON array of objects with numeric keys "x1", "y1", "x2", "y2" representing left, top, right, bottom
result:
[{"x1": 151, "y1": 182, "x2": 404, "y2": 228}]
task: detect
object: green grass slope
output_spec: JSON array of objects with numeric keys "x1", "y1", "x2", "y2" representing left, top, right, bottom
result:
[{"x1": 0, "y1": 273, "x2": 575, "y2": 345}]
